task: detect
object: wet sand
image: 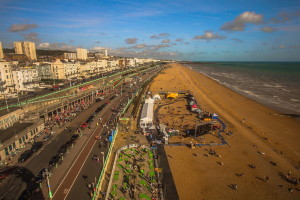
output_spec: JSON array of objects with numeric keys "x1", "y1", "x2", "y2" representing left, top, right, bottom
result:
[{"x1": 149, "y1": 63, "x2": 300, "y2": 200}]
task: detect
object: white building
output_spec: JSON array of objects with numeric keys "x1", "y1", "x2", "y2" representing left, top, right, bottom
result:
[
  {"x1": 64, "y1": 52, "x2": 77, "y2": 60},
  {"x1": 13, "y1": 67, "x2": 39, "y2": 92},
  {"x1": 23, "y1": 41, "x2": 37, "y2": 60},
  {"x1": 14, "y1": 41, "x2": 23, "y2": 54},
  {"x1": 79, "y1": 60, "x2": 108, "y2": 78},
  {"x1": 76, "y1": 48, "x2": 88, "y2": 60},
  {"x1": 13, "y1": 41, "x2": 37, "y2": 60},
  {"x1": 0, "y1": 41, "x2": 4, "y2": 59},
  {"x1": 0, "y1": 61, "x2": 15, "y2": 95},
  {"x1": 51, "y1": 59, "x2": 79, "y2": 80}
]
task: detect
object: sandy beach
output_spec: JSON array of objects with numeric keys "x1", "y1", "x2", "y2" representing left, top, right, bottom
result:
[{"x1": 149, "y1": 63, "x2": 300, "y2": 200}]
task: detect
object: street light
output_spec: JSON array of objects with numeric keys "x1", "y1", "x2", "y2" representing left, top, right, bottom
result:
[{"x1": 45, "y1": 168, "x2": 53, "y2": 199}]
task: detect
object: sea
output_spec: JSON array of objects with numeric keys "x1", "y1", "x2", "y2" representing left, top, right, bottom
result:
[{"x1": 184, "y1": 62, "x2": 300, "y2": 116}]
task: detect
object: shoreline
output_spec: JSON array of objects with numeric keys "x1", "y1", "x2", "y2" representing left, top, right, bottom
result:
[
  {"x1": 149, "y1": 63, "x2": 300, "y2": 200},
  {"x1": 182, "y1": 63, "x2": 300, "y2": 119}
]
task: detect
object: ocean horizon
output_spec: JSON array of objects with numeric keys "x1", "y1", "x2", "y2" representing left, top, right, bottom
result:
[{"x1": 183, "y1": 62, "x2": 300, "y2": 117}]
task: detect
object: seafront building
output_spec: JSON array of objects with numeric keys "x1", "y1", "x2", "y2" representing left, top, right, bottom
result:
[
  {"x1": 76, "y1": 48, "x2": 88, "y2": 60},
  {"x1": 0, "y1": 41, "x2": 4, "y2": 59},
  {"x1": 12, "y1": 67, "x2": 40, "y2": 92},
  {"x1": 0, "y1": 61, "x2": 15, "y2": 94}
]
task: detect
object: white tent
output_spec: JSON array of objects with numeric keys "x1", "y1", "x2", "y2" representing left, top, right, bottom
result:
[
  {"x1": 153, "y1": 94, "x2": 161, "y2": 100},
  {"x1": 140, "y1": 98, "x2": 154, "y2": 131}
]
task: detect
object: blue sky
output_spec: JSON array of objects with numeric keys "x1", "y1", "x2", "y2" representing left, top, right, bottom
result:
[{"x1": 1, "y1": 0, "x2": 300, "y2": 61}]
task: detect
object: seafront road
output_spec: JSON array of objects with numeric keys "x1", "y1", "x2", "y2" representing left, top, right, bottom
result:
[{"x1": 51, "y1": 95, "x2": 125, "y2": 200}]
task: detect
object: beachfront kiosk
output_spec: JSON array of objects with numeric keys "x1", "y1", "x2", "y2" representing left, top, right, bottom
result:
[{"x1": 140, "y1": 98, "x2": 154, "y2": 133}]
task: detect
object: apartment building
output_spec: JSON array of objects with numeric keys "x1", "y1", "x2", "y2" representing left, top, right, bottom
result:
[
  {"x1": 51, "y1": 59, "x2": 79, "y2": 80},
  {"x1": 0, "y1": 61, "x2": 15, "y2": 94},
  {"x1": 76, "y1": 48, "x2": 88, "y2": 60},
  {"x1": 13, "y1": 67, "x2": 39, "y2": 92},
  {"x1": 36, "y1": 63, "x2": 53, "y2": 79},
  {"x1": 14, "y1": 42, "x2": 23, "y2": 54},
  {"x1": 23, "y1": 41, "x2": 37, "y2": 60},
  {"x1": 14, "y1": 41, "x2": 37, "y2": 60},
  {"x1": 79, "y1": 60, "x2": 107, "y2": 78},
  {"x1": 0, "y1": 41, "x2": 4, "y2": 59},
  {"x1": 64, "y1": 52, "x2": 77, "y2": 60}
]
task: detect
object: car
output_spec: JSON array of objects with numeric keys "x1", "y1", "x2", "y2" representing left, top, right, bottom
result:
[
  {"x1": 65, "y1": 140, "x2": 74, "y2": 147},
  {"x1": 49, "y1": 155, "x2": 61, "y2": 167},
  {"x1": 30, "y1": 142, "x2": 43, "y2": 152},
  {"x1": 43, "y1": 134, "x2": 53, "y2": 142},
  {"x1": 58, "y1": 144, "x2": 68, "y2": 155},
  {"x1": 70, "y1": 134, "x2": 79, "y2": 141},
  {"x1": 35, "y1": 168, "x2": 47, "y2": 184},
  {"x1": 19, "y1": 150, "x2": 33, "y2": 163},
  {"x1": 0, "y1": 166, "x2": 17, "y2": 180},
  {"x1": 80, "y1": 122, "x2": 88, "y2": 129}
]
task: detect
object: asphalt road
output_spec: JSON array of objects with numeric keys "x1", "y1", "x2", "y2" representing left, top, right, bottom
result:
[{"x1": 0, "y1": 66, "x2": 161, "y2": 200}]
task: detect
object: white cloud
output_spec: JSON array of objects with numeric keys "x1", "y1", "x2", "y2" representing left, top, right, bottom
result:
[
  {"x1": 37, "y1": 42, "x2": 75, "y2": 50},
  {"x1": 194, "y1": 31, "x2": 225, "y2": 40},
  {"x1": 260, "y1": 26, "x2": 277, "y2": 33},
  {"x1": 220, "y1": 11, "x2": 263, "y2": 31},
  {"x1": 9, "y1": 24, "x2": 38, "y2": 32},
  {"x1": 38, "y1": 43, "x2": 50, "y2": 48},
  {"x1": 161, "y1": 39, "x2": 170, "y2": 43},
  {"x1": 125, "y1": 38, "x2": 138, "y2": 44}
]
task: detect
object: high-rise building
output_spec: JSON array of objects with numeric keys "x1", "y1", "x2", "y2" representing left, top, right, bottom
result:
[
  {"x1": 64, "y1": 52, "x2": 77, "y2": 60},
  {"x1": 14, "y1": 41, "x2": 37, "y2": 60},
  {"x1": 76, "y1": 48, "x2": 88, "y2": 60},
  {"x1": 23, "y1": 41, "x2": 37, "y2": 60},
  {"x1": 0, "y1": 41, "x2": 4, "y2": 59},
  {"x1": 14, "y1": 41, "x2": 23, "y2": 54},
  {"x1": 104, "y1": 49, "x2": 108, "y2": 57}
]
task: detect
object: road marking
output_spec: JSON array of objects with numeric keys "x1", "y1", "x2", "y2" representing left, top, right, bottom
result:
[
  {"x1": 52, "y1": 98, "x2": 121, "y2": 200},
  {"x1": 63, "y1": 189, "x2": 69, "y2": 194}
]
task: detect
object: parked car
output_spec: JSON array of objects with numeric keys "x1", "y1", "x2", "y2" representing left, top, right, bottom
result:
[
  {"x1": 30, "y1": 142, "x2": 43, "y2": 152},
  {"x1": 65, "y1": 140, "x2": 74, "y2": 147},
  {"x1": 70, "y1": 134, "x2": 79, "y2": 141},
  {"x1": 43, "y1": 134, "x2": 53, "y2": 142},
  {"x1": 35, "y1": 168, "x2": 47, "y2": 184},
  {"x1": 0, "y1": 166, "x2": 17, "y2": 180},
  {"x1": 80, "y1": 122, "x2": 88, "y2": 129},
  {"x1": 58, "y1": 144, "x2": 68, "y2": 155},
  {"x1": 49, "y1": 155, "x2": 61, "y2": 167},
  {"x1": 19, "y1": 150, "x2": 33, "y2": 163}
]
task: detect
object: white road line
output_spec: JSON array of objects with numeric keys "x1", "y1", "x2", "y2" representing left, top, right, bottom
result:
[{"x1": 52, "y1": 98, "x2": 121, "y2": 199}]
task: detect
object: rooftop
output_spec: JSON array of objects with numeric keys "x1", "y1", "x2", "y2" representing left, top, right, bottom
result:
[{"x1": 0, "y1": 122, "x2": 34, "y2": 143}]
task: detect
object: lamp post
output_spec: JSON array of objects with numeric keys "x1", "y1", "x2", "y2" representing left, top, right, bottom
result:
[{"x1": 45, "y1": 168, "x2": 53, "y2": 199}]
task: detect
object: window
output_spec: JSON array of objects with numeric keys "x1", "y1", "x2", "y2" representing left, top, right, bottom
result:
[
  {"x1": 19, "y1": 138, "x2": 22, "y2": 144},
  {"x1": 5, "y1": 148, "x2": 9, "y2": 155},
  {"x1": 9, "y1": 145, "x2": 12, "y2": 151},
  {"x1": 12, "y1": 143, "x2": 16, "y2": 148}
]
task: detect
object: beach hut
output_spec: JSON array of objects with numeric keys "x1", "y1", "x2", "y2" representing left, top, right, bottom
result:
[{"x1": 153, "y1": 94, "x2": 161, "y2": 100}]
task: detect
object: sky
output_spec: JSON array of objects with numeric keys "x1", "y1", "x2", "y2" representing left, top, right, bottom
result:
[{"x1": 0, "y1": 0, "x2": 300, "y2": 61}]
